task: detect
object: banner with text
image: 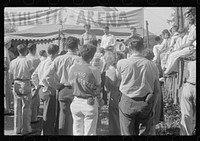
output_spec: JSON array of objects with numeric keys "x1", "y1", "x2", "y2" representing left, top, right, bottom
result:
[{"x1": 4, "y1": 7, "x2": 144, "y2": 29}]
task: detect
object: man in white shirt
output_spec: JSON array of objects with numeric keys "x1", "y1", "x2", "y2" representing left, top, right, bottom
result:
[
  {"x1": 31, "y1": 44, "x2": 59, "y2": 135},
  {"x1": 26, "y1": 43, "x2": 41, "y2": 124},
  {"x1": 100, "y1": 26, "x2": 116, "y2": 51},
  {"x1": 9, "y1": 44, "x2": 35, "y2": 135},
  {"x1": 80, "y1": 24, "x2": 96, "y2": 46}
]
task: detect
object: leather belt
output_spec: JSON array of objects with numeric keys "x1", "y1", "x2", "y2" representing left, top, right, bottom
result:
[
  {"x1": 76, "y1": 95, "x2": 93, "y2": 99},
  {"x1": 14, "y1": 78, "x2": 30, "y2": 82}
]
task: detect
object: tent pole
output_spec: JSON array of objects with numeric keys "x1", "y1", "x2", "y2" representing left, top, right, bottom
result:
[{"x1": 146, "y1": 20, "x2": 150, "y2": 49}]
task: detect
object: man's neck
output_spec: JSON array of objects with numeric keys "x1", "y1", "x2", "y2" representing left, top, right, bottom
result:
[
  {"x1": 130, "y1": 50, "x2": 142, "y2": 56},
  {"x1": 19, "y1": 54, "x2": 26, "y2": 57}
]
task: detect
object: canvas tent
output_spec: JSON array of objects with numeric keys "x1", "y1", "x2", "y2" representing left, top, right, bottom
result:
[{"x1": 5, "y1": 7, "x2": 154, "y2": 53}]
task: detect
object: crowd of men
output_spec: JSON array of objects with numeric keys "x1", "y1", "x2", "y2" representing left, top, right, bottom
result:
[{"x1": 4, "y1": 11, "x2": 196, "y2": 136}]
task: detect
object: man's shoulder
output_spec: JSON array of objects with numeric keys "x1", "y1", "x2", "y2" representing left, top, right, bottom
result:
[{"x1": 117, "y1": 58, "x2": 127, "y2": 66}]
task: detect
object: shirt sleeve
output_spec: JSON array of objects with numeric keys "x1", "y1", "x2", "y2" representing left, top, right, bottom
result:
[
  {"x1": 42, "y1": 60, "x2": 58, "y2": 90},
  {"x1": 31, "y1": 64, "x2": 40, "y2": 88},
  {"x1": 90, "y1": 66, "x2": 101, "y2": 86}
]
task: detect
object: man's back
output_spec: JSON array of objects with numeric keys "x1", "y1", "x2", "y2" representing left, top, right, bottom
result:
[
  {"x1": 26, "y1": 54, "x2": 41, "y2": 70},
  {"x1": 117, "y1": 54, "x2": 159, "y2": 98},
  {"x1": 9, "y1": 56, "x2": 33, "y2": 80}
]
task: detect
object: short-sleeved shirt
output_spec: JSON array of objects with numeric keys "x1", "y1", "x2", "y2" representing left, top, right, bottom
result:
[
  {"x1": 42, "y1": 51, "x2": 80, "y2": 90},
  {"x1": 117, "y1": 54, "x2": 159, "y2": 98},
  {"x1": 31, "y1": 56, "x2": 58, "y2": 88},
  {"x1": 69, "y1": 60, "x2": 101, "y2": 97},
  {"x1": 9, "y1": 56, "x2": 34, "y2": 80},
  {"x1": 100, "y1": 34, "x2": 116, "y2": 49},
  {"x1": 80, "y1": 32, "x2": 96, "y2": 46}
]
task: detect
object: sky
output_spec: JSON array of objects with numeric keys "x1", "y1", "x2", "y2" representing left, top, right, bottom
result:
[{"x1": 5, "y1": 7, "x2": 174, "y2": 35}]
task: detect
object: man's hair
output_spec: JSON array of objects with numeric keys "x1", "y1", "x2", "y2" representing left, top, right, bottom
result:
[
  {"x1": 162, "y1": 29, "x2": 171, "y2": 37},
  {"x1": 65, "y1": 36, "x2": 79, "y2": 50},
  {"x1": 178, "y1": 28, "x2": 187, "y2": 34},
  {"x1": 129, "y1": 36, "x2": 144, "y2": 51},
  {"x1": 17, "y1": 44, "x2": 27, "y2": 55},
  {"x1": 27, "y1": 43, "x2": 36, "y2": 53},
  {"x1": 47, "y1": 44, "x2": 59, "y2": 55},
  {"x1": 104, "y1": 26, "x2": 109, "y2": 30},
  {"x1": 172, "y1": 25, "x2": 179, "y2": 32},
  {"x1": 155, "y1": 36, "x2": 161, "y2": 42},
  {"x1": 116, "y1": 51, "x2": 125, "y2": 61},
  {"x1": 89, "y1": 40, "x2": 98, "y2": 47},
  {"x1": 79, "y1": 44, "x2": 97, "y2": 61},
  {"x1": 39, "y1": 50, "x2": 46, "y2": 56},
  {"x1": 186, "y1": 17, "x2": 195, "y2": 25},
  {"x1": 130, "y1": 26, "x2": 136, "y2": 31},
  {"x1": 104, "y1": 51, "x2": 117, "y2": 67},
  {"x1": 84, "y1": 24, "x2": 91, "y2": 28},
  {"x1": 142, "y1": 48, "x2": 155, "y2": 61}
]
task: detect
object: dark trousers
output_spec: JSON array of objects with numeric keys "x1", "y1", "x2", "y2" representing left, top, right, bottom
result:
[
  {"x1": 101, "y1": 72, "x2": 107, "y2": 105},
  {"x1": 109, "y1": 91, "x2": 121, "y2": 135},
  {"x1": 57, "y1": 87, "x2": 73, "y2": 135},
  {"x1": 39, "y1": 87, "x2": 56, "y2": 135},
  {"x1": 119, "y1": 94, "x2": 153, "y2": 135}
]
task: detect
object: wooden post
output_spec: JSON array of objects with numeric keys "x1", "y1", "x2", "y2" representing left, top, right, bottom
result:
[{"x1": 146, "y1": 20, "x2": 150, "y2": 49}]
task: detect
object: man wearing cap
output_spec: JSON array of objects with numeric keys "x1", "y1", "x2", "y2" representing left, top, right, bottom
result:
[
  {"x1": 31, "y1": 44, "x2": 59, "y2": 135},
  {"x1": 80, "y1": 24, "x2": 96, "y2": 46},
  {"x1": 100, "y1": 26, "x2": 116, "y2": 51},
  {"x1": 117, "y1": 36, "x2": 160, "y2": 135},
  {"x1": 26, "y1": 43, "x2": 41, "y2": 124},
  {"x1": 9, "y1": 44, "x2": 35, "y2": 135},
  {"x1": 42, "y1": 36, "x2": 80, "y2": 135}
]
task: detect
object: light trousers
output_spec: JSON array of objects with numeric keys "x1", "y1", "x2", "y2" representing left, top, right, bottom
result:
[
  {"x1": 70, "y1": 96, "x2": 98, "y2": 135},
  {"x1": 180, "y1": 83, "x2": 196, "y2": 135},
  {"x1": 13, "y1": 83, "x2": 32, "y2": 134}
]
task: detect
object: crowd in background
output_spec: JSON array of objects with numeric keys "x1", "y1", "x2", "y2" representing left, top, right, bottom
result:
[{"x1": 4, "y1": 10, "x2": 196, "y2": 136}]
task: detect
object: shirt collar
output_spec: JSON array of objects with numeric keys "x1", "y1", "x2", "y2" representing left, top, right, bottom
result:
[
  {"x1": 66, "y1": 51, "x2": 77, "y2": 56},
  {"x1": 129, "y1": 53, "x2": 143, "y2": 58}
]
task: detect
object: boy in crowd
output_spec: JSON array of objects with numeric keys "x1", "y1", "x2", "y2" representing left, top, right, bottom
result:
[{"x1": 39, "y1": 50, "x2": 47, "y2": 62}]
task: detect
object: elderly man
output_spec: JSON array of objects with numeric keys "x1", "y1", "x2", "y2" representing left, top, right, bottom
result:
[
  {"x1": 117, "y1": 36, "x2": 160, "y2": 135},
  {"x1": 80, "y1": 24, "x2": 96, "y2": 46}
]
